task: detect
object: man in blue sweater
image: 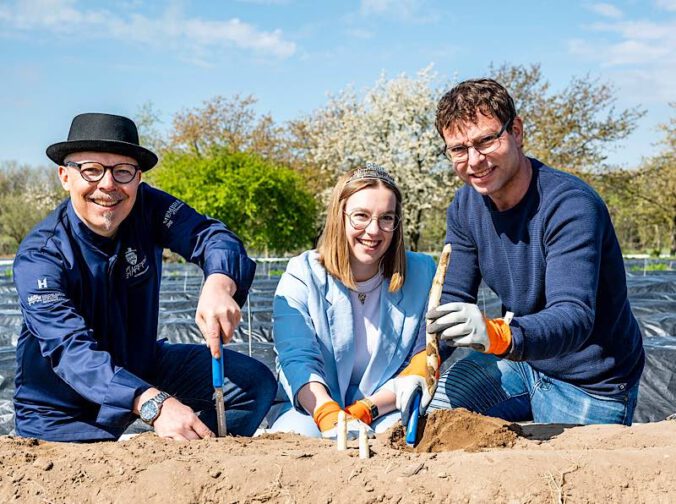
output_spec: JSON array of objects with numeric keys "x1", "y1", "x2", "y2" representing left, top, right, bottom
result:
[
  {"x1": 13, "y1": 113, "x2": 276, "y2": 441},
  {"x1": 426, "y1": 79, "x2": 644, "y2": 425}
]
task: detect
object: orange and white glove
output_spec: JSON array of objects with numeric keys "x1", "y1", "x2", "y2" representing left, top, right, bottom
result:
[
  {"x1": 313, "y1": 401, "x2": 373, "y2": 440},
  {"x1": 345, "y1": 400, "x2": 374, "y2": 425},
  {"x1": 389, "y1": 351, "x2": 433, "y2": 425},
  {"x1": 426, "y1": 302, "x2": 512, "y2": 355}
]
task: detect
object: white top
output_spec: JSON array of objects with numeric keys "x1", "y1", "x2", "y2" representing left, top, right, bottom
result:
[{"x1": 349, "y1": 272, "x2": 384, "y2": 386}]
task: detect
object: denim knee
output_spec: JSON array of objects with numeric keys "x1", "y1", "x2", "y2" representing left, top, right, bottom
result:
[{"x1": 248, "y1": 359, "x2": 277, "y2": 416}]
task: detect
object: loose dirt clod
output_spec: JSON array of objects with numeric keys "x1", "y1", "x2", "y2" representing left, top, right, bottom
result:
[{"x1": 387, "y1": 408, "x2": 523, "y2": 452}]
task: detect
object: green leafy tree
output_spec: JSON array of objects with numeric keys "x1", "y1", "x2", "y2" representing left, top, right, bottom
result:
[
  {"x1": 147, "y1": 151, "x2": 317, "y2": 255},
  {"x1": 491, "y1": 63, "x2": 645, "y2": 174},
  {"x1": 0, "y1": 162, "x2": 64, "y2": 254},
  {"x1": 595, "y1": 104, "x2": 676, "y2": 255}
]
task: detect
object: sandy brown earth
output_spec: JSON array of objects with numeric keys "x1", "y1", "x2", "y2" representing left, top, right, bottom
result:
[{"x1": 1, "y1": 409, "x2": 675, "y2": 504}]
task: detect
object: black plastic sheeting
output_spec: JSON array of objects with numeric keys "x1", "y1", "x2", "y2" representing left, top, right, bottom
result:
[{"x1": 0, "y1": 260, "x2": 674, "y2": 435}]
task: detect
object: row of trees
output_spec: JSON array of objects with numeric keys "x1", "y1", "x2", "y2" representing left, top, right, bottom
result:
[{"x1": 1, "y1": 64, "x2": 674, "y2": 256}]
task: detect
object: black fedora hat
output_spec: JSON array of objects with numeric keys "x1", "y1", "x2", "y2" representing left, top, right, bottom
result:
[{"x1": 46, "y1": 113, "x2": 158, "y2": 171}]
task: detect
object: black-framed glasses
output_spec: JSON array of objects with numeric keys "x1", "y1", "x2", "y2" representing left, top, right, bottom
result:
[
  {"x1": 441, "y1": 116, "x2": 514, "y2": 162},
  {"x1": 65, "y1": 161, "x2": 140, "y2": 184},
  {"x1": 344, "y1": 210, "x2": 400, "y2": 232}
]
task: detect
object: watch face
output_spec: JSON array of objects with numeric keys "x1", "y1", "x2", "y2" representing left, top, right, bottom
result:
[{"x1": 140, "y1": 400, "x2": 159, "y2": 423}]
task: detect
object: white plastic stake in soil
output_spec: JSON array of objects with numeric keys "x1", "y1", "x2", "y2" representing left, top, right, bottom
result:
[
  {"x1": 358, "y1": 424, "x2": 370, "y2": 459},
  {"x1": 336, "y1": 411, "x2": 347, "y2": 451}
]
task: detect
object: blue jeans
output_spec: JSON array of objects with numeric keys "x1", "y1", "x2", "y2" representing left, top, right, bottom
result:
[
  {"x1": 430, "y1": 352, "x2": 638, "y2": 425},
  {"x1": 153, "y1": 343, "x2": 277, "y2": 436}
]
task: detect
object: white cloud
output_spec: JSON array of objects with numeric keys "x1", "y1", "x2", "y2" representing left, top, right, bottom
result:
[
  {"x1": 360, "y1": 0, "x2": 432, "y2": 22},
  {"x1": 656, "y1": 0, "x2": 676, "y2": 11},
  {"x1": 346, "y1": 28, "x2": 374, "y2": 39},
  {"x1": 568, "y1": 11, "x2": 676, "y2": 104},
  {"x1": 235, "y1": 0, "x2": 292, "y2": 4},
  {"x1": 0, "y1": 0, "x2": 296, "y2": 59},
  {"x1": 586, "y1": 3, "x2": 623, "y2": 19}
]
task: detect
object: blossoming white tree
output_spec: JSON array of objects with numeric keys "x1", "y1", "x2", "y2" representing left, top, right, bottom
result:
[{"x1": 302, "y1": 67, "x2": 458, "y2": 251}]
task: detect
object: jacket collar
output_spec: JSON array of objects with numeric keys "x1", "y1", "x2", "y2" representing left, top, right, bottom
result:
[{"x1": 320, "y1": 257, "x2": 406, "y2": 400}]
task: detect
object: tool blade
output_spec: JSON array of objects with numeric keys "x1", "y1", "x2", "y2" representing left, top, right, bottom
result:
[{"x1": 215, "y1": 388, "x2": 227, "y2": 437}]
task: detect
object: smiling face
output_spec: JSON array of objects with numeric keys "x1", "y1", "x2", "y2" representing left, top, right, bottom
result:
[
  {"x1": 442, "y1": 113, "x2": 531, "y2": 211},
  {"x1": 58, "y1": 151, "x2": 141, "y2": 238},
  {"x1": 344, "y1": 184, "x2": 397, "y2": 281}
]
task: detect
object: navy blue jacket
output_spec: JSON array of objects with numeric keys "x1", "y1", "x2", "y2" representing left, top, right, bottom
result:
[
  {"x1": 13, "y1": 183, "x2": 256, "y2": 441},
  {"x1": 443, "y1": 159, "x2": 644, "y2": 396}
]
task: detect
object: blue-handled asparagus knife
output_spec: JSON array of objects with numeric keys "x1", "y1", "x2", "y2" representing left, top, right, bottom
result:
[
  {"x1": 405, "y1": 389, "x2": 422, "y2": 446},
  {"x1": 212, "y1": 346, "x2": 227, "y2": 437}
]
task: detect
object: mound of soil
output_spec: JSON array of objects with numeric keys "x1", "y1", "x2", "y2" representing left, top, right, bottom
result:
[
  {"x1": 1, "y1": 415, "x2": 675, "y2": 503},
  {"x1": 387, "y1": 408, "x2": 523, "y2": 452}
]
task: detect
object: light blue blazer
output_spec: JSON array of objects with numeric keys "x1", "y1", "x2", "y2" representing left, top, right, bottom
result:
[{"x1": 273, "y1": 250, "x2": 436, "y2": 412}]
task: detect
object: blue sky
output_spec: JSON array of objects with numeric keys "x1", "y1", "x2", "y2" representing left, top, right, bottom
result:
[{"x1": 1, "y1": 0, "x2": 674, "y2": 168}]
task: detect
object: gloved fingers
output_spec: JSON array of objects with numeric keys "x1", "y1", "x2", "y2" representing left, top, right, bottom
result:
[
  {"x1": 346, "y1": 420, "x2": 376, "y2": 439},
  {"x1": 320, "y1": 428, "x2": 337, "y2": 440},
  {"x1": 438, "y1": 322, "x2": 474, "y2": 340},
  {"x1": 420, "y1": 387, "x2": 433, "y2": 413},
  {"x1": 425, "y1": 302, "x2": 465, "y2": 321},
  {"x1": 399, "y1": 385, "x2": 421, "y2": 427},
  {"x1": 428, "y1": 310, "x2": 469, "y2": 335},
  {"x1": 447, "y1": 333, "x2": 486, "y2": 351}
]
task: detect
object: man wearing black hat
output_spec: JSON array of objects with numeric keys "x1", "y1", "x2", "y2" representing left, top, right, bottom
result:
[{"x1": 12, "y1": 113, "x2": 277, "y2": 442}]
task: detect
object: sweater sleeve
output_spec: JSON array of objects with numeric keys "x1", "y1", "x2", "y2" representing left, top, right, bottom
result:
[
  {"x1": 441, "y1": 195, "x2": 482, "y2": 305},
  {"x1": 507, "y1": 189, "x2": 604, "y2": 361}
]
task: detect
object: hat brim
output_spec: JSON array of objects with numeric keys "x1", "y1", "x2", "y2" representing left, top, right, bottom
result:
[{"x1": 46, "y1": 140, "x2": 158, "y2": 172}]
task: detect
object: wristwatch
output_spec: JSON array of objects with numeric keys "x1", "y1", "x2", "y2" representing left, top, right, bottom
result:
[
  {"x1": 139, "y1": 391, "x2": 171, "y2": 425},
  {"x1": 358, "y1": 397, "x2": 379, "y2": 421}
]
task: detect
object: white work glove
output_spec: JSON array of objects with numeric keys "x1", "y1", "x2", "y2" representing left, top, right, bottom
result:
[
  {"x1": 427, "y1": 302, "x2": 490, "y2": 351},
  {"x1": 320, "y1": 419, "x2": 375, "y2": 440},
  {"x1": 392, "y1": 375, "x2": 432, "y2": 427}
]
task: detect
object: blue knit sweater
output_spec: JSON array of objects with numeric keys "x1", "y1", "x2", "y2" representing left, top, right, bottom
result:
[{"x1": 442, "y1": 159, "x2": 644, "y2": 396}]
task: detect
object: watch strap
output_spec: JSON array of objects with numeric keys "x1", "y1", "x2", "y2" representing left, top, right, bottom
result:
[{"x1": 358, "y1": 397, "x2": 379, "y2": 421}]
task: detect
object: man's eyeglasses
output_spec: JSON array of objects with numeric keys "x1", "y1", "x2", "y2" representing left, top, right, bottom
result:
[
  {"x1": 65, "y1": 161, "x2": 140, "y2": 184},
  {"x1": 442, "y1": 116, "x2": 514, "y2": 163},
  {"x1": 344, "y1": 210, "x2": 400, "y2": 232}
]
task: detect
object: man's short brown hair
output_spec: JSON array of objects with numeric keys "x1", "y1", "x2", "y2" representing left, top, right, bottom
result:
[{"x1": 435, "y1": 78, "x2": 516, "y2": 137}]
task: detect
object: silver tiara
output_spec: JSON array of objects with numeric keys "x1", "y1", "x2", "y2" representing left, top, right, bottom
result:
[{"x1": 348, "y1": 162, "x2": 397, "y2": 187}]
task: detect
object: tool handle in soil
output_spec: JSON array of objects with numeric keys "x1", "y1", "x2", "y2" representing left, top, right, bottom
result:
[{"x1": 405, "y1": 390, "x2": 421, "y2": 446}]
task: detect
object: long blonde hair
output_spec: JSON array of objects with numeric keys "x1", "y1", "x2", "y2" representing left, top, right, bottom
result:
[{"x1": 317, "y1": 167, "x2": 406, "y2": 292}]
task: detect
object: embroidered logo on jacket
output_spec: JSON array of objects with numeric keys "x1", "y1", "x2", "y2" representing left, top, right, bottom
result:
[
  {"x1": 124, "y1": 247, "x2": 138, "y2": 266},
  {"x1": 163, "y1": 200, "x2": 184, "y2": 229},
  {"x1": 28, "y1": 292, "x2": 64, "y2": 306},
  {"x1": 37, "y1": 278, "x2": 48, "y2": 289},
  {"x1": 124, "y1": 247, "x2": 149, "y2": 279}
]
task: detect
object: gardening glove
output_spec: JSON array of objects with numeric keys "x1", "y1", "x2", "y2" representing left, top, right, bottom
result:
[
  {"x1": 345, "y1": 399, "x2": 375, "y2": 425},
  {"x1": 392, "y1": 375, "x2": 430, "y2": 427},
  {"x1": 313, "y1": 401, "x2": 373, "y2": 440},
  {"x1": 427, "y1": 302, "x2": 512, "y2": 356},
  {"x1": 391, "y1": 351, "x2": 434, "y2": 425}
]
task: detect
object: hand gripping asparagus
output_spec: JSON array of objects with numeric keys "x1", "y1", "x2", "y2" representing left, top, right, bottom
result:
[{"x1": 405, "y1": 243, "x2": 452, "y2": 446}]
